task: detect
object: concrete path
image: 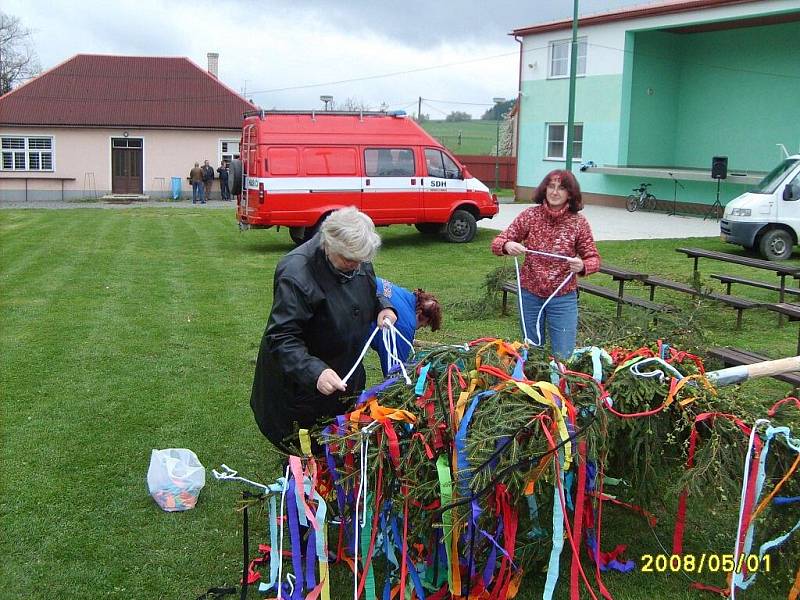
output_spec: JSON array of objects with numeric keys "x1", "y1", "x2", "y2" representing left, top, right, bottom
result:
[{"x1": 479, "y1": 202, "x2": 720, "y2": 241}]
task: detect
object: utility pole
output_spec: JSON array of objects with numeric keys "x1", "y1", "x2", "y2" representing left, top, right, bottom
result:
[
  {"x1": 564, "y1": 0, "x2": 579, "y2": 172},
  {"x1": 493, "y1": 97, "x2": 506, "y2": 190},
  {"x1": 418, "y1": 97, "x2": 422, "y2": 121}
]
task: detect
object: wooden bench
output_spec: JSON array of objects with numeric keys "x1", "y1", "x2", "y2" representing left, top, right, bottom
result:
[
  {"x1": 643, "y1": 275, "x2": 761, "y2": 330},
  {"x1": 759, "y1": 303, "x2": 800, "y2": 355},
  {"x1": 710, "y1": 273, "x2": 800, "y2": 297},
  {"x1": 2, "y1": 176, "x2": 77, "y2": 201},
  {"x1": 578, "y1": 281, "x2": 673, "y2": 314},
  {"x1": 676, "y1": 247, "x2": 800, "y2": 277},
  {"x1": 598, "y1": 264, "x2": 650, "y2": 318},
  {"x1": 499, "y1": 280, "x2": 671, "y2": 316},
  {"x1": 708, "y1": 347, "x2": 800, "y2": 387},
  {"x1": 677, "y1": 247, "x2": 800, "y2": 324}
]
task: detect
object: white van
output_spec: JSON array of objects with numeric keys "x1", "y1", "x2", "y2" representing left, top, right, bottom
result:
[{"x1": 720, "y1": 155, "x2": 800, "y2": 260}]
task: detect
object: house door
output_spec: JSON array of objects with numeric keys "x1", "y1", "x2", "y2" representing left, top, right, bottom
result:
[{"x1": 111, "y1": 137, "x2": 143, "y2": 194}]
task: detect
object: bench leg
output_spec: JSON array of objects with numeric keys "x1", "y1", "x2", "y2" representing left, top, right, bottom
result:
[
  {"x1": 735, "y1": 308, "x2": 743, "y2": 331},
  {"x1": 502, "y1": 291, "x2": 508, "y2": 316},
  {"x1": 779, "y1": 275, "x2": 786, "y2": 327},
  {"x1": 616, "y1": 280, "x2": 624, "y2": 319},
  {"x1": 648, "y1": 285, "x2": 655, "y2": 302},
  {"x1": 726, "y1": 282, "x2": 732, "y2": 295}
]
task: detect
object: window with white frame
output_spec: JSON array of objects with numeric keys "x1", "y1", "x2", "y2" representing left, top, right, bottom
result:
[
  {"x1": 1, "y1": 135, "x2": 54, "y2": 171},
  {"x1": 545, "y1": 123, "x2": 583, "y2": 160},
  {"x1": 220, "y1": 139, "x2": 240, "y2": 164},
  {"x1": 548, "y1": 38, "x2": 587, "y2": 78}
]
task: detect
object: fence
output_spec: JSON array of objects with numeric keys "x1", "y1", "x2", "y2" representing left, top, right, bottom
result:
[{"x1": 454, "y1": 155, "x2": 516, "y2": 189}]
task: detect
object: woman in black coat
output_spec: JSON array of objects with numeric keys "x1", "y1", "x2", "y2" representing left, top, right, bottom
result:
[{"x1": 250, "y1": 207, "x2": 396, "y2": 455}]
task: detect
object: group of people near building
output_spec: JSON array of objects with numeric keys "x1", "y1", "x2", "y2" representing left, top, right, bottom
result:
[
  {"x1": 188, "y1": 159, "x2": 232, "y2": 204},
  {"x1": 250, "y1": 168, "x2": 600, "y2": 456}
]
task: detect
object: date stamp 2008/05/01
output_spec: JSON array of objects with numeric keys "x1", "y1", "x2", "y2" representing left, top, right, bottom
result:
[{"x1": 641, "y1": 554, "x2": 771, "y2": 575}]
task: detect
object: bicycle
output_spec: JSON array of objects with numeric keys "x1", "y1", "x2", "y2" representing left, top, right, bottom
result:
[{"x1": 626, "y1": 182, "x2": 657, "y2": 212}]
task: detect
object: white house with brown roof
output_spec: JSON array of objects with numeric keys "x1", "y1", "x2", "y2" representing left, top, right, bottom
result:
[{"x1": 0, "y1": 53, "x2": 256, "y2": 201}]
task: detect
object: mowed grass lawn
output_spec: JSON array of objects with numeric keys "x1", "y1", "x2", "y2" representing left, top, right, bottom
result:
[
  {"x1": 420, "y1": 120, "x2": 499, "y2": 155},
  {"x1": 2, "y1": 207, "x2": 799, "y2": 599}
]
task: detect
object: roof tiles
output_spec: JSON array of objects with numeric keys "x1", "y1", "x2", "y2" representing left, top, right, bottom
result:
[{"x1": 0, "y1": 54, "x2": 256, "y2": 129}]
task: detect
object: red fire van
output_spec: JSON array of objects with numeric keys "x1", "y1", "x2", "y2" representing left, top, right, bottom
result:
[{"x1": 230, "y1": 110, "x2": 498, "y2": 244}]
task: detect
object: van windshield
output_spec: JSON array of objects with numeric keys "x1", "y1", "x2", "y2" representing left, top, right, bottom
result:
[{"x1": 753, "y1": 158, "x2": 800, "y2": 194}]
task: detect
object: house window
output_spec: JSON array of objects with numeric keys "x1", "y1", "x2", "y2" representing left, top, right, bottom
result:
[
  {"x1": 1, "y1": 135, "x2": 54, "y2": 171},
  {"x1": 549, "y1": 38, "x2": 587, "y2": 78},
  {"x1": 111, "y1": 138, "x2": 142, "y2": 148},
  {"x1": 220, "y1": 139, "x2": 240, "y2": 164},
  {"x1": 545, "y1": 123, "x2": 583, "y2": 160}
]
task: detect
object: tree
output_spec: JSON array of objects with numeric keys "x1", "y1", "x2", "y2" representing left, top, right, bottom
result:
[
  {"x1": 480, "y1": 99, "x2": 515, "y2": 121},
  {"x1": 444, "y1": 111, "x2": 471, "y2": 122},
  {"x1": 333, "y1": 97, "x2": 372, "y2": 112},
  {"x1": 0, "y1": 12, "x2": 40, "y2": 95}
]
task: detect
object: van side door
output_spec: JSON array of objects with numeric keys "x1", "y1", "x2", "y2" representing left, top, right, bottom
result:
[
  {"x1": 422, "y1": 148, "x2": 468, "y2": 222},
  {"x1": 776, "y1": 165, "x2": 800, "y2": 236},
  {"x1": 361, "y1": 147, "x2": 421, "y2": 224}
]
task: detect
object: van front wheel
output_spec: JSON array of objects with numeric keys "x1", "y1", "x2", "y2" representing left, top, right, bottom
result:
[
  {"x1": 442, "y1": 210, "x2": 477, "y2": 243},
  {"x1": 759, "y1": 228, "x2": 793, "y2": 261}
]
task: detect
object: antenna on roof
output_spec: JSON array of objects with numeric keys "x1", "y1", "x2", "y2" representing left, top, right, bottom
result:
[{"x1": 311, "y1": 109, "x2": 316, "y2": 122}]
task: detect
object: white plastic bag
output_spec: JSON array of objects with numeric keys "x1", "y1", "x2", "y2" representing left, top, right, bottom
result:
[{"x1": 147, "y1": 448, "x2": 206, "y2": 512}]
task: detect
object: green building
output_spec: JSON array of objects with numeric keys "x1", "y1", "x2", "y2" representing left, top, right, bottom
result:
[{"x1": 511, "y1": 0, "x2": 800, "y2": 212}]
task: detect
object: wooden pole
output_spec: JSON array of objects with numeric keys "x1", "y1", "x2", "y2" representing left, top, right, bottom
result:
[{"x1": 706, "y1": 356, "x2": 800, "y2": 387}]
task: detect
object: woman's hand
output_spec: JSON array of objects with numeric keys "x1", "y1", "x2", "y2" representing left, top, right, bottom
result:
[
  {"x1": 567, "y1": 256, "x2": 585, "y2": 274},
  {"x1": 503, "y1": 241, "x2": 527, "y2": 256},
  {"x1": 377, "y1": 308, "x2": 397, "y2": 328},
  {"x1": 317, "y1": 368, "x2": 346, "y2": 395}
]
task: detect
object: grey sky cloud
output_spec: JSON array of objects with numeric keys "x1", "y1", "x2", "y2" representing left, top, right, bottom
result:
[{"x1": 5, "y1": 0, "x2": 657, "y2": 117}]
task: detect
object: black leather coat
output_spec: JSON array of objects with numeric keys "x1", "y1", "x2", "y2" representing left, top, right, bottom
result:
[{"x1": 250, "y1": 235, "x2": 393, "y2": 454}]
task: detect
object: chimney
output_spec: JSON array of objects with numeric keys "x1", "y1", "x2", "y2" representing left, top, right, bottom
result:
[{"x1": 207, "y1": 52, "x2": 219, "y2": 78}]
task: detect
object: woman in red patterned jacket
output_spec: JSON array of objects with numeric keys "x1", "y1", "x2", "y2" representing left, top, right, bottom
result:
[{"x1": 491, "y1": 169, "x2": 600, "y2": 358}]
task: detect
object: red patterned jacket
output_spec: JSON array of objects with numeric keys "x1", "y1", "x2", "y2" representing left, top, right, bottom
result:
[{"x1": 491, "y1": 203, "x2": 600, "y2": 298}]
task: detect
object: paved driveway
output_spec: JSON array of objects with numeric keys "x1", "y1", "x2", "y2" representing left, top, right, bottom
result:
[{"x1": 479, "y1": 203, "x2": 720, "y2": 241}]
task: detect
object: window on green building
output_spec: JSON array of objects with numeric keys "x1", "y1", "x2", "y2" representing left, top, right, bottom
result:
[
  {"x1": 548, "y1": 38, "x2": 587, "y2": 78},
  {"x1": 545, "y1": 123, "x2": 583, "y2": 161}
]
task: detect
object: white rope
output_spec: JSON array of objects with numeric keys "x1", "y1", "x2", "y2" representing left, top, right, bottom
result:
[
  {"x1": 353, "y1": 420, "x2": 379, "y2": 600},
  {"x1": 277, "y1": 465, "x2": 290, "y2": 600},
  {"x1": 341, "y1": 325, "x2": 382, "y2": 385},
  {"x1": 211, "y1": 464, "x2": 271, "y2": 493},
  {"x1": 629, "y1": 357, "x2": 685, "y2": 383},
  {"x1": 513, "y1": 257, "x2": 530, "y2": 343},
  {"x1": 525, "y1": 248, "x2": 572, "y2": 261},
  {"x1": 514, "y1": 254, "x2": 574, "y2": 348},
  {"x1": 380, "y1": 319, "x2": 414, "y2": 384},
  {"x1": 730, "y1": 418, "x2": 770, "y2": 600}
]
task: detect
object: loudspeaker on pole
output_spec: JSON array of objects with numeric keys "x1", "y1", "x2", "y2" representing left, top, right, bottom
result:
[{"x1": 711, "y1": 156, "x2": 728, "y2": 180}]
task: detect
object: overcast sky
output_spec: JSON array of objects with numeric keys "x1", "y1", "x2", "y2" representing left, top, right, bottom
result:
[{"x1": 6, "y1": 0, "x2": 659, "y2": 117}]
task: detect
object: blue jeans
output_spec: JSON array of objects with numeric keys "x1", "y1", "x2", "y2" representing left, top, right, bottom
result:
[
  {"x1": 191, "y1": 181, "x2": 203, "y2": 203},
  {"x1": 520, "y1": 290, "x2": 578, "y2": 359}
]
